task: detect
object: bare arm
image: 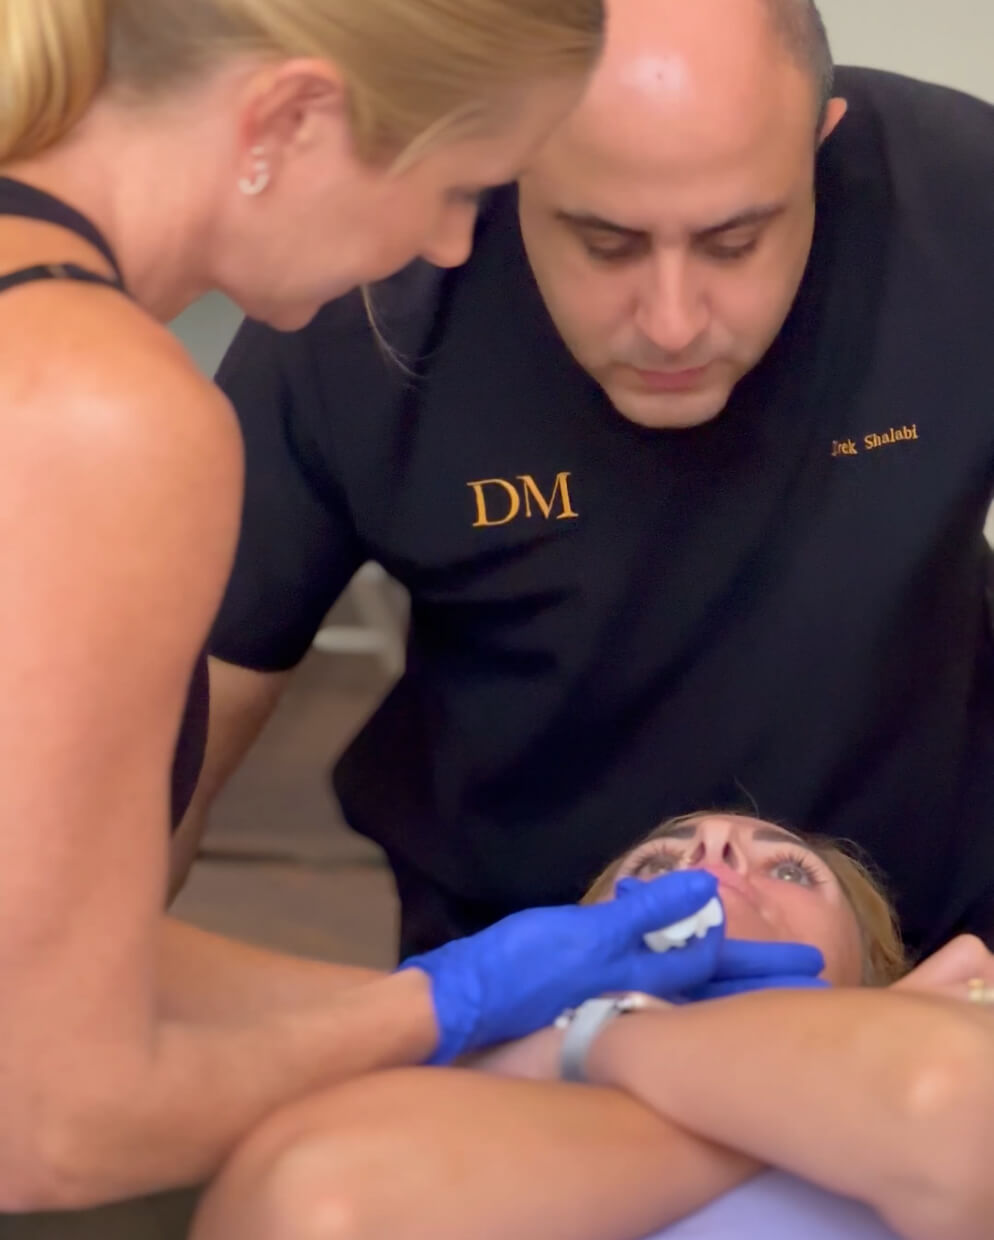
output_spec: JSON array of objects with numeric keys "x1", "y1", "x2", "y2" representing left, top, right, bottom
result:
[
  {"x1": 158, "y1": 918, "x2": 382, "y2": 1023},
  {"x1": 166, "y1": 611, "x2": 382, "y2": 1022},
  {"x1": 191, "y1": 1069, "x2": 760, "y2": 1240},
  {"x1": 0, "y1": 295, "x2": 435, "y2": 1211},
  {"x1": 193, "y1": 958, "x2": 994, "y2": 1240},
  {"x1": 165, "y1": 644, "x2": 387, "y2": 1025},
  {"x1": 168, "y1": 658, "x2": 289, "y2": 898},
  {"x1": 586, "y1": 989, "x2": 994, "y2": 1240}
]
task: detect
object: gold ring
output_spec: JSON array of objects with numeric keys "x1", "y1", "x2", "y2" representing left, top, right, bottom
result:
[{"x1": 966, "y1": 977, "x2": 994, "y2": 1005}]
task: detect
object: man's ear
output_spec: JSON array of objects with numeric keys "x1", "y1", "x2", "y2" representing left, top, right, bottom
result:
[{"x1": 818, "y1": 96, "x2": 848, "y2": 147}]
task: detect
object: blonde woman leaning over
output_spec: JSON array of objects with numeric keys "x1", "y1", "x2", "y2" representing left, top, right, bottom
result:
[
  {"x1": 192, "y1": 812, "x2": 994, "y2": 1240},
  {"x1": 0, "y1": 0, "x2": 827, "y2": 1212}
]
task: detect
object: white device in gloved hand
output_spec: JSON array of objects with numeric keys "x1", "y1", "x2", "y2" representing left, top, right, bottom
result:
[
  {"x1": 644, "y1": 896, "x2": 724, "y2": 952},
  {"x1": 400, "y1": 869, "x2": 723, "y2": 1063}
]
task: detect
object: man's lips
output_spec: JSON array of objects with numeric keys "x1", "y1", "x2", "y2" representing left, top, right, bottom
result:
[{"x1": 627, "y1": 364, "x2": 711, "y2": 392}]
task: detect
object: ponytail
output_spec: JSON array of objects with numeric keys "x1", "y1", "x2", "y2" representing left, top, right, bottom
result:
[{"x1": 0, "y1": 0, "x2": 110, "y2": 163}]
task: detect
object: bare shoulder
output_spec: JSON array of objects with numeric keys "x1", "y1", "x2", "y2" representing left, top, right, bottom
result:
[
  {"x1": 2, "y1": 282, "x2": 238, "y2": 458},
  {"x1": 1, "y1": 282, "x2": 242, "y2": 534},
  {"x1": 0, "y1": 284, "x2": 245, "y2": 619}
]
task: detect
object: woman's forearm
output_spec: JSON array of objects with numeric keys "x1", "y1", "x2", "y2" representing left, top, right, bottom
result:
[
  {"x1": 585, "y1": 990, "x2": 994, "y2": 1238},
  {"x1": 159, "y1": 917, "x2": 382, "y2": 1022},
  {"x1": 5, "y1": 967, "x2": 437, "y2": 1213}
]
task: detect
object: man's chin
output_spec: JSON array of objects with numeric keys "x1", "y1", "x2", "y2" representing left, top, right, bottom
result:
[{"x1": 603, "y1": 380, "x2": 732, "y2": 430}]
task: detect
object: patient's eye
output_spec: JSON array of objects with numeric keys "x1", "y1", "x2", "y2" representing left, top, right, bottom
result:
[
  {"x1": 766, "y1": 851, "x2": 823, "y2": 887},
  {"x1": 625, "y1": 841, "x2": 687, "y2": 880}
]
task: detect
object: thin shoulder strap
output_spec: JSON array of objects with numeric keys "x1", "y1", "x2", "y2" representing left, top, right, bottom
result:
[
  {"x1": 0, "y1": 262, "x2": 125, "y2": 296},
  {"x1": 0, "y1": 176, "x2": 126, "y2": 286}
]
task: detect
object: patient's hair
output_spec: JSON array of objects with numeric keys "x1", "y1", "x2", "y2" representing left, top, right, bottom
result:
[{"x1": 584, "y1": 814, "x2": 908, "y2": 987}]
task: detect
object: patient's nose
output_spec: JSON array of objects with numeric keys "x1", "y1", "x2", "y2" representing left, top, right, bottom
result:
[{"x1": 687, "y1": 816, "x2": 748, "y2": 874}]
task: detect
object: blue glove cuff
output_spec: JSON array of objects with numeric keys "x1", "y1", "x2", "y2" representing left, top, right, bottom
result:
[{"x1": 396, "y1": 953, "x2": 480, "y2": 1066}]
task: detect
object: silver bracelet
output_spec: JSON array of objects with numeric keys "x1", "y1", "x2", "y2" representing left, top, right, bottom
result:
[{"x1": 555, "y1": 993, "x2": 660, "y2": 1083}]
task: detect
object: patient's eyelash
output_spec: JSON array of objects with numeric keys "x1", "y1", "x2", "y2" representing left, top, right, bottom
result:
[
  {"x1": 766, "y1": 849, "x2": 825, "y2": 887},
  {"x1": 628, "y1": 842, "x2": 686, "y2": 877},
  {"x1": 620, "y1": 839, "x2": 826, "y2": 887}
]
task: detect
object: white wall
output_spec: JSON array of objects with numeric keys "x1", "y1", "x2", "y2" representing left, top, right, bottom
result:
[
  {"x1": 171, "y1": 290, "x2": 243, "y2": 378},
  {"x1": 820, "y1": 0, "x2": 994, "y2": 102}
]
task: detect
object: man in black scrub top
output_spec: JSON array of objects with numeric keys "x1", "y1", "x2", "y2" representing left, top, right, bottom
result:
[{"x1": 183, "y1": 0, "x2": 994, "y2": 963}]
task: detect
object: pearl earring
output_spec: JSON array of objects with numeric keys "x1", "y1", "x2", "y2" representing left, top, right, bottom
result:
[{"x1": 238, "y1": 145, "x2": 270, "y2": 197}]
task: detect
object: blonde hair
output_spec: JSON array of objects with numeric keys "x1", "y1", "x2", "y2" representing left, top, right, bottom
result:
[
  {"x1": 584, "y1": 814, "x2": 908, "y2": 987},
  {"x1": 0, "y1": 0, "x2": 603, "y2": 165}
]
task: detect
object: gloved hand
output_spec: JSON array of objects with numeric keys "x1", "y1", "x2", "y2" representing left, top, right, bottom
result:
[
  {"x1": 614, "y1": 875, "x2": 828, "y2": 1003},
  {"x1": 402, "y1": 870, "x2": 821, "y2": 1064}
]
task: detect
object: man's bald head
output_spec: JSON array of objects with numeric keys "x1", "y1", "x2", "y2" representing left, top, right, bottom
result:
[
  {"x1": 577, "y1": 0, "x2": 835, "y2": 144},
  {"x1": 762, "y1": 0, "x2": 834, "y2": 126}
]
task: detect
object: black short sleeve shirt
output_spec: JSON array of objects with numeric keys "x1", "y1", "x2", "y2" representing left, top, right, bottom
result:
[{"x1": 213, "y1": 69, "x2": 994, "y2": 958}]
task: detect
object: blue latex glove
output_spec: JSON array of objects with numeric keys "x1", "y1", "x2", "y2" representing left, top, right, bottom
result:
[
  {"x1": 613, "y1": 875, "x2": 827, "y2": 1001},
  {"x1": 403, "y1": 870, "x2": 818, "y2": 1064}
]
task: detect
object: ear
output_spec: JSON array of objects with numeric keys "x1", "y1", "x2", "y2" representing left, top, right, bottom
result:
[
  {"x1": 818, "y1": 96, "x2": 848, "y2": 147},
  {"x1": 240, "y1": 59, "x2": 350, "y2": 170}
]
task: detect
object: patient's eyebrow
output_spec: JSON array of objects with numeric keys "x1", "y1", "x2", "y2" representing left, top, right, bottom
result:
[
  {"x1": 655, "y1": 823, "x2": 698, "y2": 840},
  {"x1": 653, "y1": 821, "x2": 807, "y2": 847},
  {"x1": 751, "y1": 825, "x2": 808, "y2": 847}
]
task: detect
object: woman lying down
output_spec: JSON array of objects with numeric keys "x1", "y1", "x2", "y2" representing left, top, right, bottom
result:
[{"x1": 191, "y1": 814, "x2": 994, "y2": 1240}]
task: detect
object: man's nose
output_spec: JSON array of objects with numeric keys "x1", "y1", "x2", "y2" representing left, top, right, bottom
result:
[{"x1": 634, "y1": 252, "x2": 709, "y2": 356}]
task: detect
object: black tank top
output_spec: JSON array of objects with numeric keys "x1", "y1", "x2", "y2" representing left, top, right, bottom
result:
[{"x1": 0, "y1": 177, "x2": 208, "y2": 827}]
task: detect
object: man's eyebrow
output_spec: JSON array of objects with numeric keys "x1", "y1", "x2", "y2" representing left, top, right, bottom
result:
[
  {"x1": 694, "y1": 205, "x2": 786, "y2": 239},
  {"x1": 553, "y1": 204, "x2": 786, "y2": 240},
  {"x1": 553, "y1": 210, "x2": 646, "y2": 238}
]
